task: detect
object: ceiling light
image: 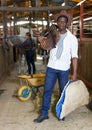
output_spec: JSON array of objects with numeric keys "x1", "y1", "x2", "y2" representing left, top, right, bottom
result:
[
  {"x1": 77, "y1": 0, "x2": 86, "y2": 6},
  {"x1": 62, "y1": 2, "x2": 65, "y2": 6}
]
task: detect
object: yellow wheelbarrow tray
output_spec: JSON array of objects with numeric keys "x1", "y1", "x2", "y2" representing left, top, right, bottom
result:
[{"x1": 17, "y1": 73, "x2": 46, "y2": 101}]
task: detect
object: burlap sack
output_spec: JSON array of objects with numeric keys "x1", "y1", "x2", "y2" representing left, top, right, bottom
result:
[{"x1": 56, "y1": 80, "x2": 89, "y2": 120}]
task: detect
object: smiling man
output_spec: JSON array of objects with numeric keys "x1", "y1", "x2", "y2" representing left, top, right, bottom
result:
[{"x1": 34, "y1": 10, "x2": 78, "y2": 123}]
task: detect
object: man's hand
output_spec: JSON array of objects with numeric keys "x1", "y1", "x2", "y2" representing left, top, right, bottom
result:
[
  {"x1": 8, "y1": 40, "x2": 14, "y2": 46},
  {"x1": 38, "y1": 36, "x2": 48, "y2": 50}
]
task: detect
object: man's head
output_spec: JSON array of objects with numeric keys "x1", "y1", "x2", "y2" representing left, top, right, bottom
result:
[
  {"x1": 57, "y1": 15, "x2": 68, "y2": 33},
  {"x1": 26, "y1": 32, "x2": 31, "y2": 37},
  {"x1": 54, "y1": 10, "x2": 72, "y2": 27},
  {"x1": 57, "y1": 15, "x2": 68, "y2": 23},
  {"x1": 54, "y1": 10, "x2": 72, "y2": 33}
]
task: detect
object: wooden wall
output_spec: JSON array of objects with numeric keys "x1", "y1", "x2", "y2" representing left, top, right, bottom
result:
[
  {"x1": 0, "y1": 45, "x2": 14, "y2": 80},
  {"x1": 78, "y1": 41, "x2": 92, "y2": 86}
]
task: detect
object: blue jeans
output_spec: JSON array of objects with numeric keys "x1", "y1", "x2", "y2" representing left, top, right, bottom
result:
[
  {"x1": 26, "y1": 50, "x2": 36, "y2": 74},
  {"x1": 41, "y1": 67, "x2": 70, "y2": 116}
]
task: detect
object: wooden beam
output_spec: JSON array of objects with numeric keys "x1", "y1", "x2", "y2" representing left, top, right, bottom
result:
[
  {"x1": 2, "y1": 0, "x2": 26, "y2": 6},
  {"x1": 71, "y1": 0, "x2": 81, "y2": 2},
  {"x1": 0, "y1": 6, "x2": 71, "y2": 12}
]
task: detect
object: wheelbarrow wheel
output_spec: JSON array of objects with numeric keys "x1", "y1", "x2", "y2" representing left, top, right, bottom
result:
[{"x1": 18, "y1": 86, "x2": 32, "y2": 101}]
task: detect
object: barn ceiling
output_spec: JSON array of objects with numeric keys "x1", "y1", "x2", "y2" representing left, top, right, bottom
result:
[{"x1": 0, "y1": 0, "x2": 92, "y2": 27}]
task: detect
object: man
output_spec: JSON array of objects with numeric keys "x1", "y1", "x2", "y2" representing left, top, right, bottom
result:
[
  {"x1": 14, "y1": 32, "x2": 36, "y2": 74},
  {"x1": 34, "y1": 10, "x2": 78, "y2": 123}
]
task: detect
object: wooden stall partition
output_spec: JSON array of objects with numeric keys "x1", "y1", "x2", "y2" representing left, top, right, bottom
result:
[{"x1": 78, "y1": 40, "x2": 92, "y2": 89}]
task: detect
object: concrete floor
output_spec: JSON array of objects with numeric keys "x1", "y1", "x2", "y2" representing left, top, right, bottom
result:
[{"x1": 0, "y1": 56, "x2": 92, "y2": 130}]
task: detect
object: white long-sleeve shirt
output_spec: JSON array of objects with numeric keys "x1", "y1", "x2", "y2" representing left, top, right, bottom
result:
[{"x1": 47, "y1": 29, "x2": 78, "y2": 71}]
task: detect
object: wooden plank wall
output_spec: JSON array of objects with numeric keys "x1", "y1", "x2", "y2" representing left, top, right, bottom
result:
[
  {"x1": 0, "y1": 45, "x2": 14, "y2": 79},
  {"x1": 0, "y1": 46, "x2": 6, "y2": 77},
  {"x1": 78, "y1": 41, "x2": 92, "y2": 88}
]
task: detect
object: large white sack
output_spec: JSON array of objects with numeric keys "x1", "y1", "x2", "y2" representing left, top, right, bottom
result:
[{"x1": 56, "y1": 80, "x2": 89, "y2": 120}]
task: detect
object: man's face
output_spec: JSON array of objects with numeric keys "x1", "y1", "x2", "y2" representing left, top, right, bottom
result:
[{"x1": 57, "y1": 16, "x2": 68, "y2": 32}]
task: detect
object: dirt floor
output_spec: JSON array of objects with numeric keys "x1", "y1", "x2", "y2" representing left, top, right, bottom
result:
[{"x1": 0, "y1": 56, "x2": 92, "y2": 130}]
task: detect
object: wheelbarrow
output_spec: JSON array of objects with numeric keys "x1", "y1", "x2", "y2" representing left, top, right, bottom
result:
[{"x1": 17, "y1": 73, "x2": 45, "y2": 101}]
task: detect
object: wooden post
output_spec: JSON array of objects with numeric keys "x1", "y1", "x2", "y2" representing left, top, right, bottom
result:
[
  {"x1": 80, "y1": 2, "x2": 84, "y2": 39},
  {"x1": 1, "y1": 0, "x2": 10, "y2": 74},
  {"x1": 1, "y1": 0, "x2": 8, "y2": 39}
]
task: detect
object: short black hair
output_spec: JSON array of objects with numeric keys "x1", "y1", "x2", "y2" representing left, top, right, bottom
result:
[
  {"x1": 26, "y1": 32, "x2": 31, "y2": 37},
  {"x1": 57, "y1": 15, "x2": 68, "y2": 23}
]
